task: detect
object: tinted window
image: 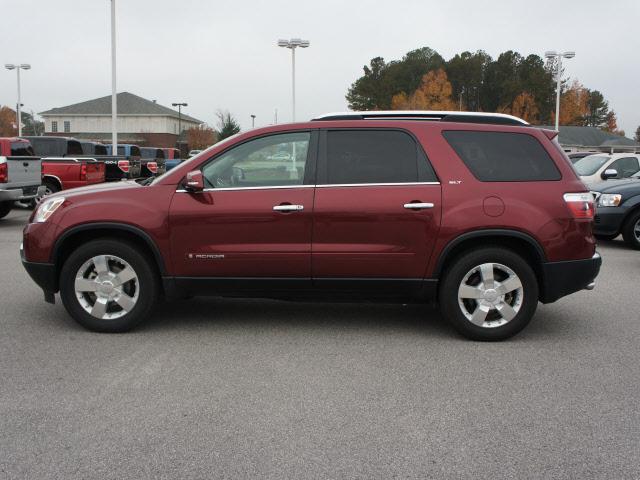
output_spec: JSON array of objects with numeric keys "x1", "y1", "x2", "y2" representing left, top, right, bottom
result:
[
  {"x1": 608, "y1": 157, "x2": 640, "y2": 178},
  {"x1": 573, "y1": 155, "x2": 610, "y2": 176},
  {"x1": 141, "y1": 148, "x2": 155, "y2": 158},
  {"x1": 117, "y1": 146, "x2": 125, "y2": 155},
  {"x1": 95, "y1": 144, "x2": 107, "y2": 155},
  {"x1": 30, "y1": 138, "x2": 58, "y2": 156},
  {"x1": 11, "y1": 142, "x2": 34, "y2": 156},
  {"x1": 67, "y1": 140, "x2": 83, "y2": 155},
  {"x1": 156, "y1": 149, "x2": 165, "y2": 159},
  {"x1": 202, "y1": 132, "x2": 310, "y2": 188},
  {"x1": 131, "y1": 146, "x2": 141, "y2": 157},
  {"x1": 443, "y1": 131, "x2": 561, "y2": 181},
  {"x1": 325, "y1": 130, "x2": 433, "y2": 184}
]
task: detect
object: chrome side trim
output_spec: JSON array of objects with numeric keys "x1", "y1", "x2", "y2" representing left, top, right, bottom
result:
[
  {"x1": 315, "y1": 182, "x2": 440, "y2": 188},
  {"x1": 175, "y1": 182, "x2": 440, "y2": 193}
]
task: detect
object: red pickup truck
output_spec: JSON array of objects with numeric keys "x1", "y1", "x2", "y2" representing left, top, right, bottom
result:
[
  {"x1": 1, "y1": 138, "x2": 105, "y2": 199},
  {"x1": 38, "y1": 157, "x2": 106, "y2": 196}
]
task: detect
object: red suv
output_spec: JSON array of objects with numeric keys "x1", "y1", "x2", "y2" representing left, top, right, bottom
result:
[{"x1": 21, "y1": 111, "x2": 601, "y2": 340}]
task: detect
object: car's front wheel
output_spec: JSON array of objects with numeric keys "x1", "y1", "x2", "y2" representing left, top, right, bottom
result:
[
  {"x1": 621, "y1": 210, "x2": 640, "y2": 250},
  {"x1": 59, "y1": 239, "x2": 159, "y2": 332},
  {"x1": 439, "y1": 247, "x2": 539, "y2": 341}
]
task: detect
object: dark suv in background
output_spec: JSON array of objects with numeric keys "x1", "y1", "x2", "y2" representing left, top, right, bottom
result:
[{"x1": 21, "y1": 111, "x2": 601, "y2": 340}]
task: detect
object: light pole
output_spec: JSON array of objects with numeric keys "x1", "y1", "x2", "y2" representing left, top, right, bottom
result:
[
  {"x1": 250, "y1": 114, "x2": 256, "y2": 128},
  {"x1": 4, "y1": 64, "x2": 30, "y2": 136},
  {"x1": 110, "y1": 0, "x2": 117, "y2": 152},
  {"x1": 545, "y1": 50, "x2": 575, "y2": 131},
  {"x1": 172, "y1": 102, "x2": 187, "y2": 142},
  {"x1": 277, "y1": 38, "x2": 310, "y2": 122}
]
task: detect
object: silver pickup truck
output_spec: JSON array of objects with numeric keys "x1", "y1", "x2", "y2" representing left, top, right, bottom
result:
[{"x1": 0, "y1": 138, "x2": 45, "y2": 219}]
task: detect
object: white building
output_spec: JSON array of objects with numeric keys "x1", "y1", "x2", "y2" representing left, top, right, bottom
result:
[{"x1": 39, "y1": 92, "x2": 203, "y2": 147}]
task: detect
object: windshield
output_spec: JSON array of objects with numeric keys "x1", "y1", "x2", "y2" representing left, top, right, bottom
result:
[{"x1": 573, "y1": 155, "x2": 610, "y2": 176}]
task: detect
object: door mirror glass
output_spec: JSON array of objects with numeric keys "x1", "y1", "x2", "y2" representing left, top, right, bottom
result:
[
  {"x1": 185, "y1": 170, "x2": 204, "y2": 192},
  {"x1": 602, "y1": 169, "x2": 618, "y2": 180}
]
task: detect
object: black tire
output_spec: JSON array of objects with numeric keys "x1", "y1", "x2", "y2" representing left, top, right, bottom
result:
[
  {"x1": 439, "y1": 247, "x2": 539, "y2": 341},
  {"x1": 59, "y1": 239, "x2": 159, "y2": 332},
  {"x1": 621, "y1": 210, "x2": 640, "y2": 250},
  {"x1": 0, "y1": 201, "x2": 12, "y2": 219}
]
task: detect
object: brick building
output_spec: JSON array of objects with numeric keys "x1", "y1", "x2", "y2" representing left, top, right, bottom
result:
[{"x1": 39, "y1": 92, "x2": 203, "y2": 148}]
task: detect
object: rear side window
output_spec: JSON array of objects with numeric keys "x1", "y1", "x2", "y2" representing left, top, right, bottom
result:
[
  {"x1": 67, "y1": 140, "x2": 83, "y2": 155},
  {"x1": 131, "y1": 146, "x2": 141, "y2": 157},
  {"x1": 11, "y1": 142, "x2": 34, "y2": 156},
  {"x1": 443, "y1": 131, "x2": 561, "y2": 182},
  {"x1": 325, "y1": 130, "x2": 436, "y2": 184},
  {"x1": 95, "y1": 144, "x2": 107, "y2": 155}
]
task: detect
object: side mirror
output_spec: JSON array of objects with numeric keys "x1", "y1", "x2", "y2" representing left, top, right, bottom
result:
[
  {"x1": 184, "y1": 170, "x2": 204, "y2": 192},
  {"x1": 602, "y1": 169, "x2": 618, "y2": 180}
]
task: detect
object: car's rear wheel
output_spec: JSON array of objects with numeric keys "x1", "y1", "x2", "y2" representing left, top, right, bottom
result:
[
  {"x1": 621, "y1": 211, "x2": 640, "y2": 250},
  {"x1": 439, "y1": 247, "x2": 538, "y2": 341},
  {"x1": 59, "y1": 239, "x2": 159, "y2": 332},
  {"x1": 0, "y1": 201, "x2": 12, "y2": 219}
]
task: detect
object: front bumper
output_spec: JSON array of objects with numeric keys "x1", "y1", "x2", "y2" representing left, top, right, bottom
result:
[
  {"x1": 539, "y1": 252, "x2": 602, "y2": 303},
  {"x1": 594, "y1": 206, "x2": 627, "y2": 236},
  {"x1": 20, "y1": 243, "x2": 57, "y2": 301}
]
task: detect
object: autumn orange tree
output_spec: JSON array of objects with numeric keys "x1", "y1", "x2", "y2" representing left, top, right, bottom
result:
[
  {"x1": 187, "y1": 125, "x2": 216, "y2": 150},
  {"x1": 0, "y1": 106, "x2": 17, "y2": 136},
  {"x1": 548, "y1": 80, "x2": 589, "y2": 126},
  {"x1": 498, "y1": 92, "x2": 539, "y2": 123},
  {"x1": 391, "y1": 69, "x2": 457, "y2": 110}
]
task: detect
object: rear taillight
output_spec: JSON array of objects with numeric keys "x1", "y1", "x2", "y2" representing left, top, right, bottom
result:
[
  {"x1": 117, "y1": 160, "x2": 130, "y2": 173},
  {"x1": 147, "y1": 162, "x2": 158, "y2": 174},
  {"x1": 80, "y1": 163, "x2": 87, "y2": 180},
  {"x1": 0, "y1": 161, "x2": 8, "y2": 183},
  {"x1": 563, "y1": 193, "x2": 595, "y2": 219}
]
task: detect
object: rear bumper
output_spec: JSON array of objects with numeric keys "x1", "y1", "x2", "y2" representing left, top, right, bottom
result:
[
  {"x1": 20, "y1": 243, "x2": 58, "y2": 295},
  {"x1": 0, "y1": 185, "x2": 44, "y2": 202},
  {"x1": 0, "y1": 189, "x2": 21, "y2": 202},
  {"x1": 539, "y1": 252, "x2": 602, "y2": 303}
]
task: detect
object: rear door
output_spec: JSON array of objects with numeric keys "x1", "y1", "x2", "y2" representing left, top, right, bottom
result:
[{"x1": 311, "y1": 129, "x2": 442, "y2": 290}]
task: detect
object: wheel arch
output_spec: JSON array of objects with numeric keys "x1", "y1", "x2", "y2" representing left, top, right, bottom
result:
[
  {"x1": 43, "y1": 175, "x2": 63, "y2": 191},
  {"x1": 433, "y1": 229, "x2": 547, "y2": 284},
  {"x1": 52, "y1": 223, "x2": 167, "y2": 277}
]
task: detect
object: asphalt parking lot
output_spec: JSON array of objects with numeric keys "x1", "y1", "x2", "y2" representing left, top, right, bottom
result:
[{"x1": 1, "y1": 208, "x2": 639, "y2": 480}]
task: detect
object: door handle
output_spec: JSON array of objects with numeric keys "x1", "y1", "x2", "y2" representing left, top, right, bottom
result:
[
  {"x1": 273, "y1": 204, "x2": 304, "y2": 212},
  {"x1": 403, "y1": 202, "x2": 434, "y2": 210}
]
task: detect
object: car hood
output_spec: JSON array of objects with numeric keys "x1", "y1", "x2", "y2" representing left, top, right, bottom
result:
[
  {"x1": 51, "y1": 180, "x2": 142, "y2": 199},
  {"x1": 588, "y1": 178, "x2": 640, "y2": 195}
]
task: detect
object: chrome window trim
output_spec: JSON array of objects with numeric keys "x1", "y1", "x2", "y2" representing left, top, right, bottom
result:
[
  {"x1": 175, "y1": 181, "x2": 440, "y2": 193},
  {"x1": 315, "y1": 182, "x2": 440, "y2": 188}
]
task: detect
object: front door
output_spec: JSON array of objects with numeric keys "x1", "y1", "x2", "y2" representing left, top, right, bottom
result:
[
  {"x1": 169, "y1": 131, "x2": 317, "y2": 281},
  {"x1": 312, "y1": 129, "x2": 441, "y2": 289}
]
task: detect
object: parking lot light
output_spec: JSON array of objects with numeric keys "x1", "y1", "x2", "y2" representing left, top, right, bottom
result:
[
  {"x1": 172, "y1": 102, "x2": 188, "y2": 142},
  {"x1": 277, "y1": 37, "x2": 310, "y2": 123},
  {"x1": 545, "y1": 50, "x2": 576, "y2": 131},
  {"x1": 4, "y1": 63, "x2": 31, "y2": 136}
]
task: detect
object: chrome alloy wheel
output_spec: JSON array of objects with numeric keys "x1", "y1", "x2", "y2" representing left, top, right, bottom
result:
[
  {"x1": 634, "y1": 218, "x2": 640, "y2": 242},
  {"x1": 457, "y1": 262, "x2": 524, "y2": 328},
  {"x1": 74, "y1": 255, "x2": 139, "y2": 320}
]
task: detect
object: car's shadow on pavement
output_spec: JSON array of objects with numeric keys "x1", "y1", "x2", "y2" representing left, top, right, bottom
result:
[
  {"x1": 596, "y1": 238, "x2": 633, "y2": 251},
  {"x1": 139, "y1": 297, "x2": 457, "y2": 338}
]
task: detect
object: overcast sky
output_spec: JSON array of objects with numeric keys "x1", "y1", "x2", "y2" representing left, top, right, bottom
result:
[{"x1": 1, "y1": 0, "x2": 639, "y2": 134}]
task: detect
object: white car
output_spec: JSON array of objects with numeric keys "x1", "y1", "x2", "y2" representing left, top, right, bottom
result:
[
  {"x1": 188, "y1": 149, "x2": 203, "y2": 158},
  {"x1": 573, "y1": 153, "x2": 640, "y2": 183}
]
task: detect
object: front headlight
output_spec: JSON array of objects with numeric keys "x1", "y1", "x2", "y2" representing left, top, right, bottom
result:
[
  {"x1": 34, "y1": 196, "x2": 65, "y2": 223},
  {"x1": 597, "y1": 193, "x2": 622, "y2": 207}
]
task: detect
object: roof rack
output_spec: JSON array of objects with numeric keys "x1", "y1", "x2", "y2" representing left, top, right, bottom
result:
[{"x1": 312, "y1": 111, "x2": 529, "y2": 126}]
